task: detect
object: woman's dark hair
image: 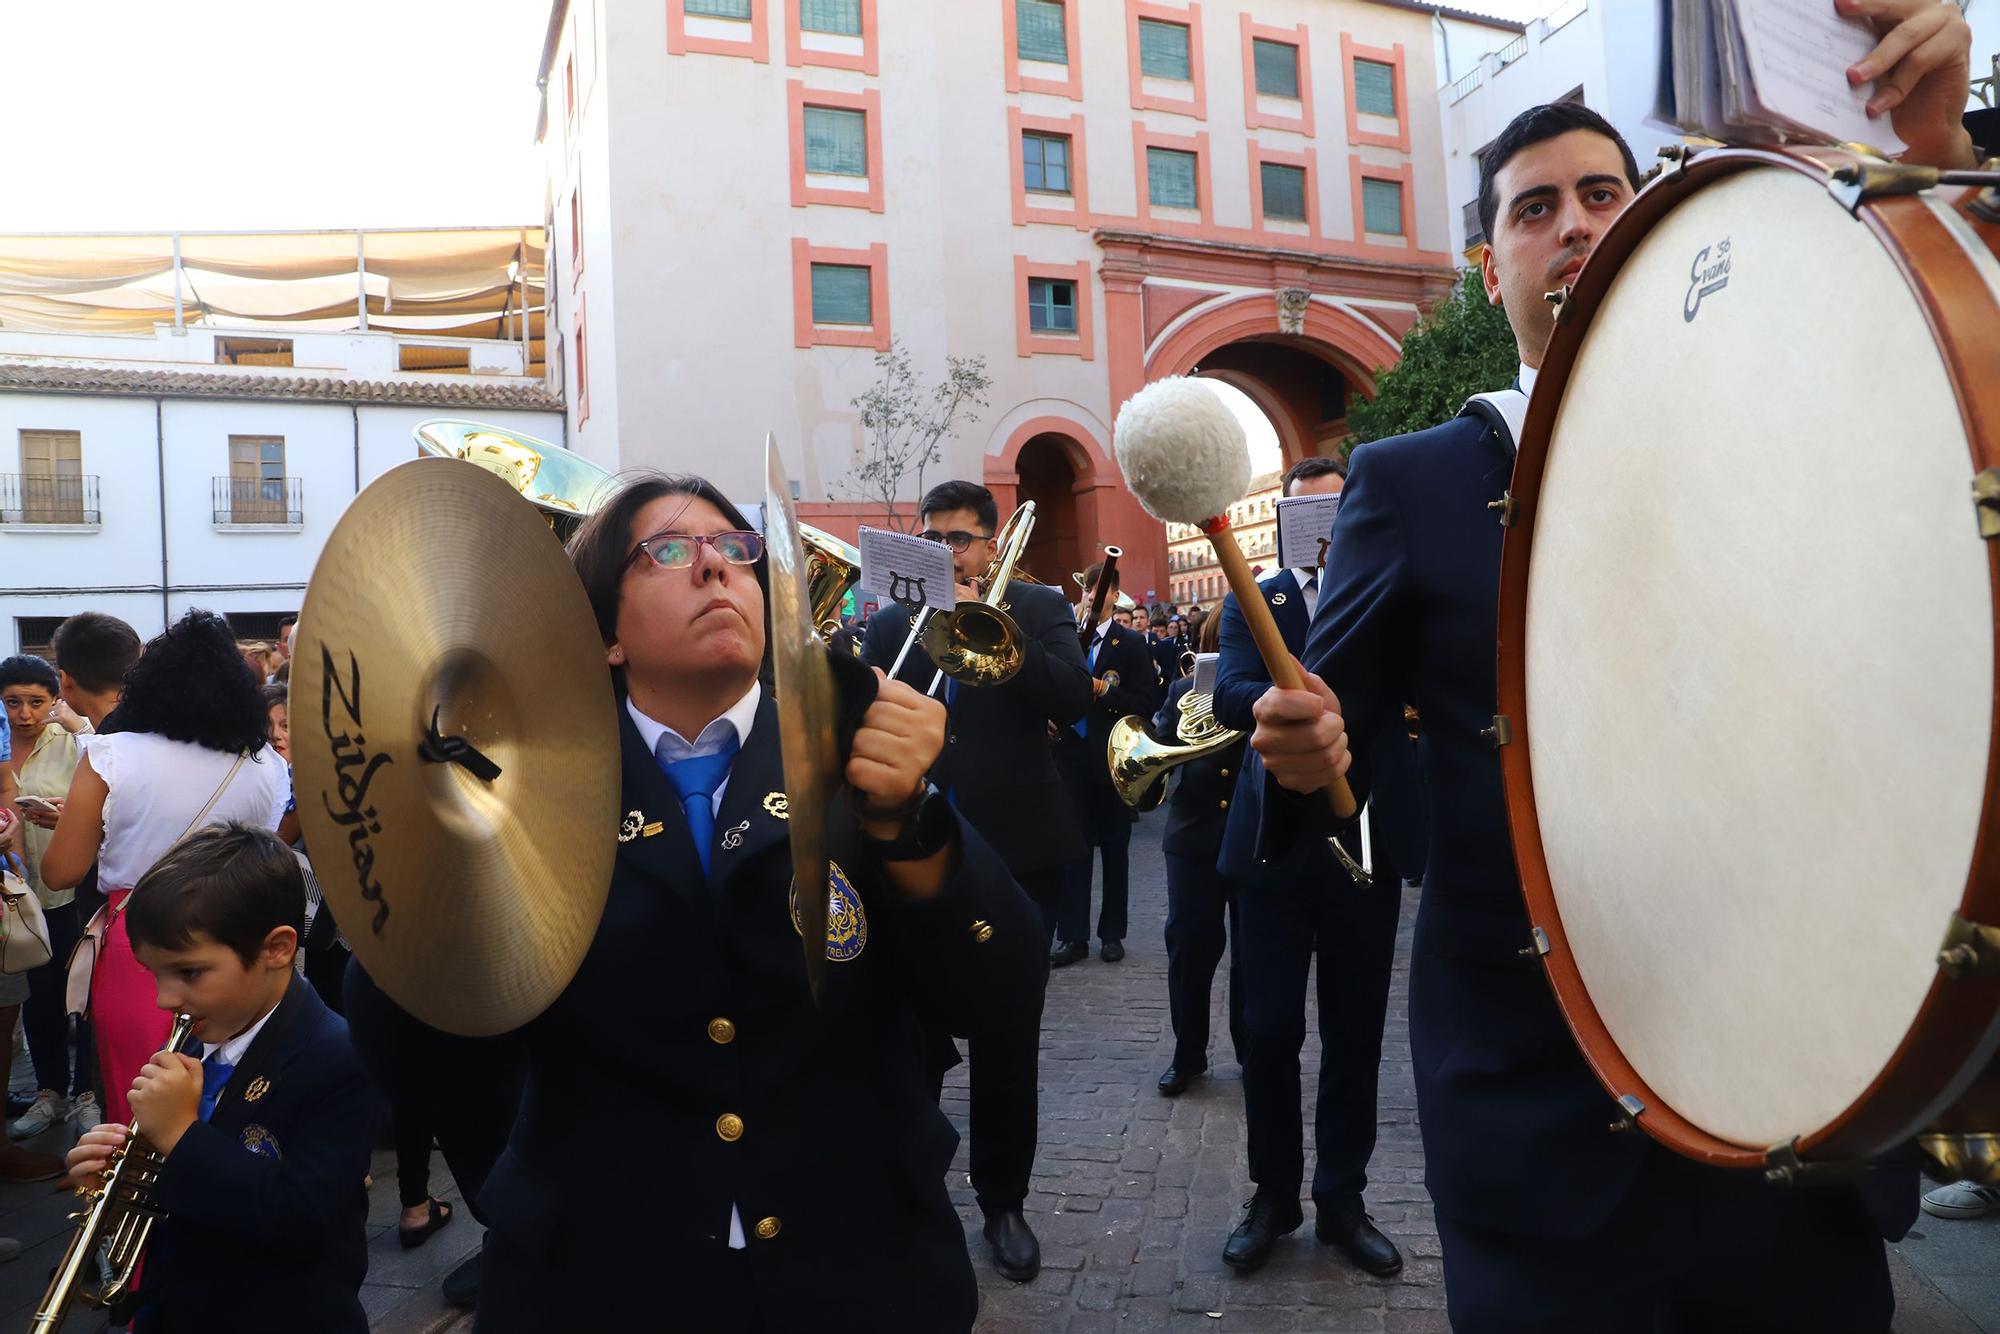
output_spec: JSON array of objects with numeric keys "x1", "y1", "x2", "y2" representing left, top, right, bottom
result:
[
  {"x1": 261, "y1": 682, "x2": 289, "y2": 712},
  {"x1": 126, "y1": 822, "x2": 303, "y2": 966},
  {"x1": 1197, "y1": 607, "x2": 1222, "y2": 655},
  {"x1": 0, "y1": 654, "x2": 61, "y2": 695},
  {"x1": 51, "y1": 612, "x2": 141, "y2": 694},
  {"x1": 565, "y1": 473, "x2": 771, "y2": 683},
  {"x1": 1476, "y1": 101, "x2": 1641, "y2": 248},
  {"x1": 114, "y1": 610, "x2": 272, "y2": 755}
]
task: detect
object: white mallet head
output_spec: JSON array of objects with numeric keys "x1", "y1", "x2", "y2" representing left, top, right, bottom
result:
[{"x1": 1113, "y1": 376, "x2": 1251, "y2": 527}]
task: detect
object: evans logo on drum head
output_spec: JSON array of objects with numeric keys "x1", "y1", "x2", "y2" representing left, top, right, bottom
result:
[{"x1": 1683, "y1": 237, "x2": 1731, "y2": 322}]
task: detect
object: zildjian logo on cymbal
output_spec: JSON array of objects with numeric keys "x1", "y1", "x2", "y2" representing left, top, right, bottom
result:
[{"x1": 320, "y1": 645, "x2": 394, "y2": 934}]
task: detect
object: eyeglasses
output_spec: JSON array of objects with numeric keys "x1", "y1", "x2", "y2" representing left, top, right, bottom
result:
[
  {"x1": 917, "y1": 529, "x2": 993, "y2": 553},
  {"x1": 628, "y1": 530, "x2": 765, "y2": 570}
]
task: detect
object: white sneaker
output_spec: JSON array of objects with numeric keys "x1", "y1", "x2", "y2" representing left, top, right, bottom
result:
[
  {"x1": 6, "y1": 1091, "x2": 63, "y2": 1141},
  {"x1": 1920, "y1": 1180, "x2": 2000, "y2": 1219},
  {"x1": 64, "y1": 1092, "x2": 101, "y2": 1135}
]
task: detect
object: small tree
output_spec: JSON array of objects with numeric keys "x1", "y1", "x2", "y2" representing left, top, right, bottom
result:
[
  {"x1": 1345, "y1": 269, "x2": 1520, "y2": 448},
  {"x1": 844, "y1": 339, "x2": 993, "y2": 532}
]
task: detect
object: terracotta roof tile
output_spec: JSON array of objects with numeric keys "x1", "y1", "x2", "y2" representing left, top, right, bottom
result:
[{"x1": 0, "y1": 363, "x2": 562, "y2": 411}]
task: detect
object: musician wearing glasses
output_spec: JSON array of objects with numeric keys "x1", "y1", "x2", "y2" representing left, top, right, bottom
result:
[
  {"x1": 1237, "y1": 10, "x2": 1979, "y2": 1325},
  {"x1": 862, "y1": 479, "x2": 1089, "y2": 1284},
  {"x1": 471, "y1": 475, "x2": 1047, "y2": 1332}
]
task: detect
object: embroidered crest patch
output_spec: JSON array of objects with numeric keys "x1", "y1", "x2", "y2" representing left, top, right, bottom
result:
[
  {"x1": 789, "y1": 861, "x2": 867, "y2": 962},
  {"x1": 241, "y1": 1124, "x2": 282, "y2": 1159}
]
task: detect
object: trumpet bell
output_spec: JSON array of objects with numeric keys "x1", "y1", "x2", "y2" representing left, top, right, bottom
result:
[
  {"x1": 921, "y1": 601, "x2": 1024, "y2": 686},
  {"x1": 413, "y1": 419, "x2": 618, "y2": 541},
  {"x1": 1107, "y1": 716, "x2": 1179, "y2": 812}
]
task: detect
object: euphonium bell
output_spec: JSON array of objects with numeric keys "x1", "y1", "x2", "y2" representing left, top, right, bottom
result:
[
  {"x1": 919, "y1": 501, "x2": 1037, "y2": 688},
  {"x1": 1107, "y1": 688, "x2": 1245, "y2": 811},
  {"x1": 799, "y1": 523, "x2": 861, "y2": 645},
  {"x1": 413, "y1": 419, "x2": 620, "y2": 543}
]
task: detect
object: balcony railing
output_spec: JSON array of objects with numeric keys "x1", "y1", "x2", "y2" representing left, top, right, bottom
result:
[
  {"x1": 213, "y1": 476, "x2": 303, "y2": 525},
  {"x1": 1545, "y1": 0, "x2": 1587, "y2": 35},
  {"x1": 1495, "y1": 33, "x2": 1528, "y2": 67},
  {"x1": 1, "y1": 473, "x2": 99, "y2": 525},
  {"x1": 1448, "y1": 63, "x2": 1485, "y2": 103}
]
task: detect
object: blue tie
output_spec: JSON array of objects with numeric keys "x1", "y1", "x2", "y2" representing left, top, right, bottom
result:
[
  {"x1": 1073, "y1": 636, "x2": 1100, "y2": 737},
  {"x1": 199, "y1": 1055, "x2": 235, "y2": 1122},
  {"x1": 660, "y1": 739, "x2": 740, "y2": 879}
]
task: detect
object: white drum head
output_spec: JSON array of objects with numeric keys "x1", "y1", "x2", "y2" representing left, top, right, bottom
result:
[{"x1": 1525, "y1": 165, "x2": 1994, "y2": 1149}]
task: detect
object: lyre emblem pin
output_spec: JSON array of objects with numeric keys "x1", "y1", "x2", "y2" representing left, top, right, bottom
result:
[
  {"x1": 618, "y1": 810, "x2": 644, "y2": 843},
  {"x1": 1272, "y1": 592, "x2": 1288, "y2": 606},
  {"x1": 763, "y1": 792, "x2": 789, "y2": 820},
  {"x1": 244, "y1": 1076, "x2": 271, "y2": 1103}
]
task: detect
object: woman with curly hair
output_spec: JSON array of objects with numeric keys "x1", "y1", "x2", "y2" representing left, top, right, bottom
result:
[{"x1": 41, "y1": 610, "x2": 290, "y2": 1125}]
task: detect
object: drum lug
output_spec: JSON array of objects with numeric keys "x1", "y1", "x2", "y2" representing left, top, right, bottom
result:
[
  {"x1": 1971, "y1": 470, "x2": 2000, "y2": 540},
  {"x1": 1826, "y1": 159, "x2": 1940, "y2": 216},
  {"x1": 1543, "y1": 283, "x2": 1577, "y2": 326},
  {"x1": 1515, "y1": 926, "x2": 1551, "y2": 959},
  {"x1": 1480, "y1": 715, "x2": 1513, "y2": 748},
  {"x1": 1655, "y1": 143, "x2": 1696, "y2": 178},
  {"x1": 1937, "y1": 912, "x2": 2000, "y2": 980},
  {"x1": 1608, "y1": 1093, "x2": 1646, "y2": 1134},
  {"x1": 1486, "y1": 492, "x2": 1517, "y2": 527},
  {"x1": 1763, "y1": 1138, "x2": 1865, "y2": 1187}
]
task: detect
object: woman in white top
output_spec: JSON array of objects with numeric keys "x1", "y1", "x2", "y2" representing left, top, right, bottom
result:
[{"x1": 42, "y1": 611, "x2": 290, "y2": 1127}]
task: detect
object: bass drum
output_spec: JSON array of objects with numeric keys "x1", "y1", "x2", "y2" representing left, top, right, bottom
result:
[{"x1": 1495, "y1": 146, "x2": 2000, "y2": 1183}]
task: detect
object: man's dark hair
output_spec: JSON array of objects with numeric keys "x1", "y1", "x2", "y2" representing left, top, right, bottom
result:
[
  {"x1": 1477, "y1": 102, "x2": 1641, "y2": 249},
  {"x1": 918, "y1": 481, "x2": 999, "y2": 534},
  {"x1": 1081, "y1": 560, "x2": 1119, "y2": 591},
  {"x1": 1282, "y1": 456, "x2": 1347, "y2": 496},
  {"x1": 278, "y1": 615, "x2": 297, "y2": 632},
  {"x1": 126, "y1": 822, "x2": 305, "y2": 966},
  {"x1": 0, "y1": 654, "x2": 60, "y2": 696},
  {"x1": 51, "y1": 612, "x2": 141, "y2": 694},
  {"x1": 112, "y1": 611, "x2": 271, "y2": 755},
  {"x1": 565, "y1": 473, "x2": 770, "y2": 683}
]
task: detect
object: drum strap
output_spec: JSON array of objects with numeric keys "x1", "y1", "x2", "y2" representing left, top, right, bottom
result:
[{"x1": 1459, "y1": 389, "x2": 1530, "y2": 454}]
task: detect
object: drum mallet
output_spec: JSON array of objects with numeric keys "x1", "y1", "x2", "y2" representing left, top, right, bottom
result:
[{"x1": 1113, "y1": 376, "x2": 1371, "y2": 887}]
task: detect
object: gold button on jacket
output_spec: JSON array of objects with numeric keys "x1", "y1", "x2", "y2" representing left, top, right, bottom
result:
[
  {"x1": 754, "y1": 1216, "x2": 782, "y2": 1240},
  {"x1": 707, "y1": 1017, "x2": 736, "y2": 1044},
  {"x1": 716, "y1": 1113, "x2": 744, "y2": 1142}
]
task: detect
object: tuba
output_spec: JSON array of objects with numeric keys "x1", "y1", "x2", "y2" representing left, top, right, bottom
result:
[
  {"x1": 413, "y1": 419, "x2": 619, "y2": 543},
  {"x1": 1107, "y1": 684, "x2": 1245, "y2": 811},
  {"x1": 918, "y1": 501, "x2": 1038, "y2": 688},
  {"x1": 33, "y1": 1014, "x2": 198, "y2": 1333}
]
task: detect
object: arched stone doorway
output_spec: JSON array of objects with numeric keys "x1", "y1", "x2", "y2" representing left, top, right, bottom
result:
[{"x1": 1014, "y1": 433, "x2": 1084, "y2": 589}]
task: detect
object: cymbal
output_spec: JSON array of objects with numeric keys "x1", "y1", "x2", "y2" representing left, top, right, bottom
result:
[
  {"x1": 292, "y1": 458, "x2": 619, "y2": 1036},
  {"x1": 764, "y1": 436, "x2": 835, "y2": 1001}
]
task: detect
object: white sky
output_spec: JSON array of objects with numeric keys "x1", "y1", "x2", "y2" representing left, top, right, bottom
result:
[
  {"x1": 1203, "y1": 379, "x2": 1285, "y2": 478},
  {"x1": 0, "y1": 0, "x2": 550, "y2": 232}
]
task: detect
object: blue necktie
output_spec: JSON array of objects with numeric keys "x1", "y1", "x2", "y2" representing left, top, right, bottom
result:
[
  {"x1": 199, "y1": 1055, "x2": 235, "y2": 1122},
  {"x1": 660, "y1": 739, "x2": 740, "y2": 879},
  {"x1": 1073, "y1": 636, "x2": 1100, "y2": 737}
]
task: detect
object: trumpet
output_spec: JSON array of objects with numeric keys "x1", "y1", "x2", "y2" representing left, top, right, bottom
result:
[
  {"x1": 34, "y1": 1013, "x2": 198, "y2": 1332},
  {"x1": 1107, "y1": 686, "x2": 1245, "y2": 811},
  {"x1": 890, "y1": 502, "x2": 1038, "y2": 693}
]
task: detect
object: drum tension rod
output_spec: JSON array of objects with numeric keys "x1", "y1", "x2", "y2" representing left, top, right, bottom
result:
[
  {"x1": 417, "y1": 705, "x2": 502, "y2": 783},
  {"x1": 1764, "y1": 1139, "x2": 1865, "y2": 1188},
  {"x1": 1608, "y1": 1094, "x2": 1645, "y2": 1135},
  {"x1": 1827, "y1": 159, "x2": 2000, "y2": 217},
  {"x1": 1937, "y1": 913, "x2": 2000, "y2": 981},
  {"x1": 1974, "y1": 471, "x2": 2000, "y2": 540},
  {"x1": 1487, "y1": 493, "x2": 1517, "y2": 527},
  {"x1": 1480, "y1": 715, "x2": 1513, "y2": 748}
]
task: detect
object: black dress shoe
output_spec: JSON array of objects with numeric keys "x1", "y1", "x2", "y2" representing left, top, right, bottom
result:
[
  {"x1": 1222, "y1": 1194, "x2": 1303, "y2": 1272},
  {"x1": 1157, "y1": 1064, "x2": 1206, "y2": 1096},
  {"x1": 983, "y1": 1208, "x2": 1041, "y2": 1282},
  {"x1": 1048, "y1": 940, "x2": 1088, "y2": 967},
  {"x1": 1316, "y1": 1204, "x2": 1403, "y2": 1277},
  {"x1": 1099, "y1": 938, "x2": 1125, "y2": 962},
  {"x1": 442, "y1": 1248, "x2": 481, "y2": 1309}
]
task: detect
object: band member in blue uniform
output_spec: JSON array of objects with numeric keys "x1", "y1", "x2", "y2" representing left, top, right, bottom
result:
[
  {"x1": 1051, "y1": 560, "x2": 1163, "y2": 965},
  {"x1": 474, "y1": 474, "x2": 1046, "y2": 1333},
  {"x1": 1152, "y1": 610, "x2": 1246, "y2": 1098},
  {"x1": 1211, "y1": 456, "x2": 1416, "y2": 1277},
  {"x1": 1240, "y1": 12, "x2": 1979, "y2": 1324},
  {"x1": 863, "y1": 479, "x2": 1089, "y2": 1283}
]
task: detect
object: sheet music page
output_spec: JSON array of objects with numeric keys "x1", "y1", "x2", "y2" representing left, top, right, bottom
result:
[{"x1": 1729, "y1": 0, "x2": 1904, "y2": 151}]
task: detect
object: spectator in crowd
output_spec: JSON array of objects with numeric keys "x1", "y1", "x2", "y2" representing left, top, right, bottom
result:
[
  {"x1": 2, "y1": 654, "x2": 98, "y2": 1141},
  {"x1": 40, "y1": 610, "x2": 291, "y2": 1126},
  {"x1": 51, "y1": 611, "x2": 139, "y2": 732}
]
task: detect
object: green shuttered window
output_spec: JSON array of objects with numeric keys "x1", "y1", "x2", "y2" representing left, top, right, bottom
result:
[
  {"x1": 1147, "y1": 147, "x2": 1198, "y2": 209},
  {"x1": 1260, "y1": 162, "x2": 1307, "y2": 222},
  {"x1": 1253, "y1": 38, "x2": 1299, "y2": 98},
  {"x1": 1138, "y1": 19, "x2": 1191, "y2": 80},
  {"x1": 1017, "y1": 0, "x2": 1067, "y2": 63},
  {"x1": 1023, "y1": 132, "x2": 1070, "y2": 193},
  {"x1": 685, "y1": 0, "x2": 752, "y2": 17},
  {"x1": 1355, "y1": 58, "x2": 1397, "y2": 117},
  {"x1": 799, "y1": 0, "x2": 860, "y2": 35},
  {"x1": 811, "y1": 263, "x2": 872, "y2": 324},
  {"x1": 1028, "y1": 278, "x2": 1077, "y2": 333},
  {"x1": 803, "y1": 106, "x2": 867, "y2": 175},
  {"x1": 1362, "y1": 177, "x2": 1404, "y2": 235}
]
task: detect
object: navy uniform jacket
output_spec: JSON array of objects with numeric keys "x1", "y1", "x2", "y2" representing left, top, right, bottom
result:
[
  {"x1": 1212, "y1": 571, "x2": 1427, "y2": 886},
  {"x1": 1283, "y1": 410, "x2": 1915, "y2": 1242},
  {"x1": 146, "y1": 973, "x2": 371, "y2": 1334},
  {"x1": 1057, "y1": 620, "x2": 1165, "y2": 794},
  {"x1": 1152, "y1": 676, "x2": 1245, "y2": 859},
  {"x1": 862, "y1": 582, "x2": 1091, "y2": 874},
  {"x1": 1149, "y1": 636, "x2": 1185, "y2": 689},
  {"x1": 475, "y1": 692, "x2": 1048, "y2": 1333}
]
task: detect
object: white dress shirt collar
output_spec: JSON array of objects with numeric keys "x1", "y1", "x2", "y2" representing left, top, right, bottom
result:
[{"x1": 627, "y1": 680, "x2": 763, "y2": 763}]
